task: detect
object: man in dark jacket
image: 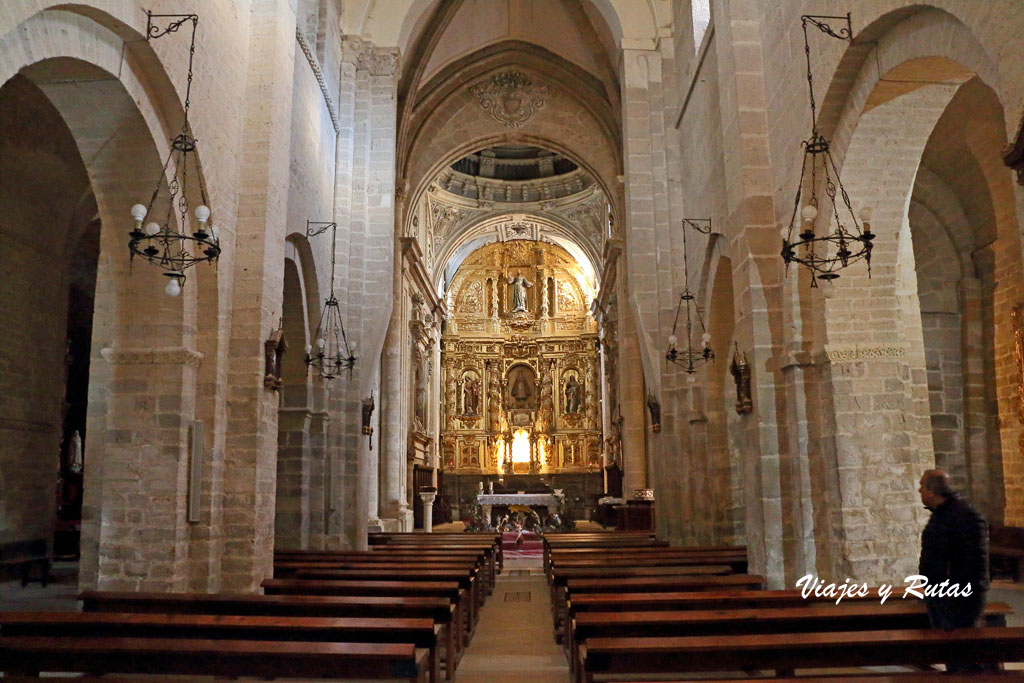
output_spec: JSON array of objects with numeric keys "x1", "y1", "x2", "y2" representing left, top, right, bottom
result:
[{"x1": 918, "y1": 468, "x2": 989, "y2": 630}]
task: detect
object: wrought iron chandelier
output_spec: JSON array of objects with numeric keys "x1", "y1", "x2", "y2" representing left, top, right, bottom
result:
[
  {"x1": 129, "y1": 12, "x2": 220, "y2": 297},
  {"x1": 304, "y1": 221, "x2": 356, "y2": 380},
  {"x1": 780, "y1": 13, "x2": 874, "y2": 287},
  {"x1": 666, "y1": 219, "x2": 714, "y2": 376}
]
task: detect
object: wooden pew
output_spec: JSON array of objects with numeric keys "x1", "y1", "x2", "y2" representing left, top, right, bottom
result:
[
  {"x1": 0, "y1": 610, "x2": 442, "y2": 683},
  {"x1": 367, "y1": 535, "x2": 503, "y2": 574},
  {"x1": 263, "y1": 577, "x2": 471, "y2": 656},
  {"x1": 607, "y1": 674, "x2": 1021, "y2": 683},
  {"x1": 80, "y1": 590, "x2": 460, "y2": 679},
  {"x1": 284, "y1": 566, "x2": 481, "y2": 636},
  {"x1": 547, "y1": 548, "x2": 748, "y2": 574},
  {"x1": 0, "y1": 636, "x2": 429, "y2": 681},
  {"x1": 578, "y1": 627, "x2": 1024, "y2": 682},
  {"x1": 551, "y1": 569, "x2": 763, "y2": 640},
  {"x1": 567, "y1": 601, "x2": 1013, "y2": 679},
  {"x1": 276, "y1": 548, "x2": 495, "y2": 592},
  {"x1": 542, "y1": 537, "x2": 669, "y2": 570}
]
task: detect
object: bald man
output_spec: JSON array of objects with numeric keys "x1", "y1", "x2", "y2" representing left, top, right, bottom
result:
[{"x1": 918, "y1": 469, "x2": 989, "y2": 632}]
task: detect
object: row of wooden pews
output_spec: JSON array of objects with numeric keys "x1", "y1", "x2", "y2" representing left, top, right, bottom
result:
[
  {"x1": 0, "y1": 531, "x2": 501, "y2": 681},
  {"x1": 545, "y1": 531, "x2": 1024, "y2": 682}
]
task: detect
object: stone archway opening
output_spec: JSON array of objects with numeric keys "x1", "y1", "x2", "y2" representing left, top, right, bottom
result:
[
  {"x1": 803, "y1": 9, "x2": 1024, "y2": 582},
  {"x1": 0, "y1": 73, "x2": 96, "y2": 561}
]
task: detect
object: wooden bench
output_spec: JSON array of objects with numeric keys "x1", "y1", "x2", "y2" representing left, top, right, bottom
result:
[
  {"x1": 0, "y1": 609, "x2": 442, "y2": 682},
  {"x1": 0, "y1": 635, "x2": 429, "y2": 681},
  {"x1": 991, "y1": 524, "x2": 1024, "y2": 582},
  {"x1": 367, "y1": 535, "x2": 503, "y2": 573},
  {"x1": 80, "y1": 590, "x2": 460, "y2": 678},
  {"x1": 547, "y1": 547, "x2": 747, "y2": 574},
  {"x1": 283, "y1": 566, "x2": 481, "y2": 635},
  {"x1": 605, "y1": 674, "x2": 1021, "y2": 682},
  {"x1": 553, "y1": 572, "x2": 765, "y2": 641},
  {"x1": 578, "y1": 627, "x2": 1024, "y2": 682},
  {"x1": 567, "y1": 601, "x2": 1013, "y2": 679},
  {"x1": 0, "y1": 538, "x2": 50, "y2": 587},
  {"x1": 276, "y1": 548, "x2": 495, "y2": 592},
  {"x1": 263, "y1": 577, "x2": 471, "y2": 658}
]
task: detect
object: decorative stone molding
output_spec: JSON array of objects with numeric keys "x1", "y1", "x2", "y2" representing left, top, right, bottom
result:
[
  {"x1": 296, "y1": 29, "x2": 340, "y2": 133},
  {"x1": 469, "y1": 70, "x2": 549, "y2": 128},
  {"x1": 101, "y1": 346, "x2": 203, "y2": 366},
  {"x1": 358, "y1": 48, "x2": 400, "y2": 77},
  {"x1": 823, "y1": 344, "x2": 907, "y2": 363}
]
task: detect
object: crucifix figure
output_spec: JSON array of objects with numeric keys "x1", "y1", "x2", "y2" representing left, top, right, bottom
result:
[{"x1": 507, "y1": 269, "x2": 533, "y2": 313}]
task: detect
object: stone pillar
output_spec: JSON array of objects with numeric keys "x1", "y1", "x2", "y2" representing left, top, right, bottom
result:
[
  {"x1": 419, "y1": 489, "x2": 436, "y2": 533},
  {"x1": 307, "y1": 408, "x2": 329, "y2": 547},
  {"x1": 220, "y1": 0, "x2": 298, "y2": 590},
  {"x1": 335, "y1": 36, "x2": 400, "y2": 545},
  {"x1": 619, "y1": 42, "x2": 682, "y2": 531},
  {"x1": 379, "y1": 311, "x2": 410, "y2": 530},
  {"x1": 711, "y1": 0, "x2": 785, "y2": 586},
  {"x1": 92, "y1": 346, "x2": 200, "y2": 591}
]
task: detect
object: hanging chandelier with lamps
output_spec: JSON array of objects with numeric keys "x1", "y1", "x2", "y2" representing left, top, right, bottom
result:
[
  {"x1": 666, "y1": 218, "x2": 714, "y2": 377},
  {"x1": 780, "y1": 13, "x2": 875, "y2": 287},
  {"x1": 304, "y1": 221, "x2": 356, "y2": 380},
  {"x1": 129, "y1": 12, "x2": 220, "y2": 297}
]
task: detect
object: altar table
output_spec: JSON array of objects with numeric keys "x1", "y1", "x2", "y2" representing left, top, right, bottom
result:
[{"x1": 477, "y1": 493, "x2": 564, "y2": 523}]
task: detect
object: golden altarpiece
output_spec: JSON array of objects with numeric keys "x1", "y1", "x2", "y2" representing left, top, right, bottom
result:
[{"x1": 441, "y1": 240, "x2": 601, "y2": 475}]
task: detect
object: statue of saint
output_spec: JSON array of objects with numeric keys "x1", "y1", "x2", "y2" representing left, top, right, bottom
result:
[
  {"x1": 564, "y1": 375, "x2": 582, "y2": 414},
  {"x1": 463, "y1": 377, "x2": 479, "y2": 415},
  {"x1": 512, "y1": 373, "x2": 531, "y2": 403},
  {"x1": 506, "y1": 269, "x2": 532, "y2": 313}
]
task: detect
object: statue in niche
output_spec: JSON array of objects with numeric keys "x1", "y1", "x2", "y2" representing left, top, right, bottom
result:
[
  {"x1": 506, "y1": 269, "x2": 532, "y2": 313},
  {"x1": 414, "y1": 357, "x2": 427, "y2": 429},
  {"x1": 564, "y1": 374, "x2": 582, "y2": 414},
  {"x1": 463, "y1": 376, "x2": 480, "y2": 416},
  {"x1": 508, "y1": 365, "x2": 536, "y2": 408},
  {"x1": 730, "y1": 342, "x2": 754, "y2": 415},
  {"x1": 263, "y1": 325, "x2": 287, "y2": 391}
]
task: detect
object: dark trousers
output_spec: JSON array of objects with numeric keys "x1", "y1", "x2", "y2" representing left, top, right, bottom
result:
[{"x1": 925, "y1": 593, "x2": 986, "y2": 672}]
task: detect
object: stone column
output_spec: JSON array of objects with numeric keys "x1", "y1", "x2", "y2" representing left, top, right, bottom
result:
[
  {"x1": 379, "y1": 309, "x2": 410, "y2": 530},
  {"x1": 220, "y1": 0, "x2": 298, "y2": 591},
  {"x1": 336, "y1": 37, "x2": 400, "y2": 544},
  {"x1": 419, "y1": 489, "x2": 437, "y2": 533},
  {"x1": 619, "y1": 42, "x2": 683, "y2": 529}
]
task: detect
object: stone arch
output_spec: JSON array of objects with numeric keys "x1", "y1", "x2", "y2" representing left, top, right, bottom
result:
[
  {"x1": 703, "y1": 248, "x2": 743, "y2": 546},
  {"x1": 0, "y1": 7, "x2": 225, "y2": 590},
  {"x1": 434, "y1": 212, "x2": 602, "y2": 292},
  {"x1": 399, "y1": 43, "x2": 622, "y2": 232},
  {"x1": 793, "y1": 5, "x2": 1024, "y2": 583}
]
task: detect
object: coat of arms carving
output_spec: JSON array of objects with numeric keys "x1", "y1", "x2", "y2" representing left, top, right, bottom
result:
[{"x1": 470, "y1": 71, "x2": 548, "y2": 128}]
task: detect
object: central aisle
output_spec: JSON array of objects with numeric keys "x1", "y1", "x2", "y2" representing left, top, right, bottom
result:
[{"x1": 454, "y1": 560, "x2": 569, "y2": 682}]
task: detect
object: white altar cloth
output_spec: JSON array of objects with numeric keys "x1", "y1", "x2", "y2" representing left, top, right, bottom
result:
[{"x1": 477, "y1": 492, "x2": 564, "y2": 521}]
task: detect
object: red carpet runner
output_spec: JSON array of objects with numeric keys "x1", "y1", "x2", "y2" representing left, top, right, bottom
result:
[{"x1": 501, "y1": 531, "x2": 543, "y2": 558}]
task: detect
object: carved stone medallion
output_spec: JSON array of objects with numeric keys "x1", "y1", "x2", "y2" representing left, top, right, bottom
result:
[{"x1": 469, "y1": 71, "x2": 548, "y2": 128}]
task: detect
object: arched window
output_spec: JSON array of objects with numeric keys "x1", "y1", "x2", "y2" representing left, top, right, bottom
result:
[{"x1": 692, "y1": 0, "x2": 711, "y2": 54}]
